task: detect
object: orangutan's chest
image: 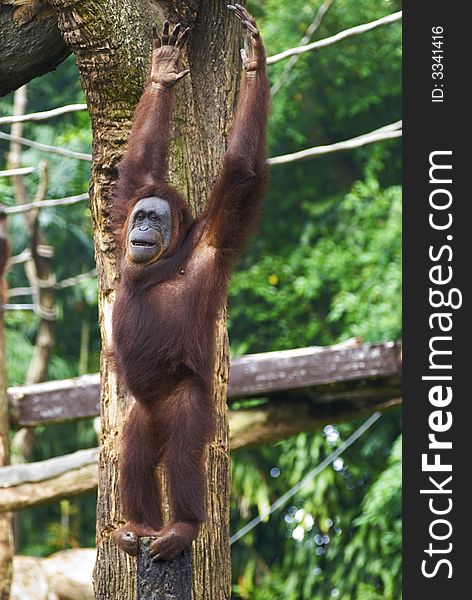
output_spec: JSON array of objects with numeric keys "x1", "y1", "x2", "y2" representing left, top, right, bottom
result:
[{"x1": 156, "y1": 244, "x2": 217, "y2": 303}]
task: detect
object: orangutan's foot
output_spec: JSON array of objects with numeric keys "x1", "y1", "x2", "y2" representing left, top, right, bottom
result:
[
  {"x1": 113, "y1": 522, "x2": 161, "y2": 556},
  {"x1": 149, "y1": 521, "x2": 199, "y2": 560}
]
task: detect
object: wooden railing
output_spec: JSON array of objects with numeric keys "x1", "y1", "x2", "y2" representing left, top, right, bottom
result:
[{"x1": 1, "y1": 340, "x2": 402, "y2": 512}]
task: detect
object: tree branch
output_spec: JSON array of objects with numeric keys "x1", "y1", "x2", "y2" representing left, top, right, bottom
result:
[{"x1": 0, "y1": 4, "x2": 70, "y2": 97}]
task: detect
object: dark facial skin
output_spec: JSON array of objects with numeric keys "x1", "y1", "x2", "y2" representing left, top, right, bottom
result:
[{"x1": 127, "y1": 197, "x2": 172, "y2": 264}]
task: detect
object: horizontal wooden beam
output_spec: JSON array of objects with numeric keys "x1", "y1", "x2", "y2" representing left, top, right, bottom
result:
[
  {"x1": 0, "y1": 464, "x2": 98, "y2": 512},
  {"x1": 228, "y1": 341, "x2": 401, "y2": 399},
  {"x1": 230, "y1": 396, "x2": 401, "y2": 450},
  {"x1": 0, "y1": 447, "x2": 98, "y2": 512},
  {"x1": 9, "y1": 373, "x2": 100, "y2": 427},
  {"x1": 8, "y1": 341, "x2": 401, "y2": 427},
  {"x1": 0, "y1": 394, "x2": 402, "y2": 512},
  {"x1": 0, "y1": 448, "x2": 98, "y2": 488}
]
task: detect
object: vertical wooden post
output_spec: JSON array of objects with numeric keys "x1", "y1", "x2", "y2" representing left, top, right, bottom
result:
[
  {"x1": 137, "y1": 541, "x2": 192, "y2": 600},
  {"x1": 0, "y1": 208, "x2": 14, "y2": 600},
  {"x1": 8, "y1": 89, "x2": 56, "y2": 461}
]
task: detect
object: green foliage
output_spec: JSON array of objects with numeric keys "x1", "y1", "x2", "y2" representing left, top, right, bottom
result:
[
  {"x1": 230, "y1": 156, "x2": 401, "y2": 353},
  {"x1": 230, "y1": 1, "x2": 401, "y2": 598},
  {"x1": 339, "y1": 435, "x2": 402, "y2": 598},
  {"x1": 2, "y1": 57, "x2": 99, "y2": 556},
  {"x1": 2, "y1": 55, "x2": 98, "y2": 383},
  {"x1": 232, "y1": 414, "x2": 402, "y2": 600}
]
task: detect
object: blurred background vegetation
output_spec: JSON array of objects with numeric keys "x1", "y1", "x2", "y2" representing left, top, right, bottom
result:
[{"x1": 0, "y1": 0, "x2": 401, "y2": 598}]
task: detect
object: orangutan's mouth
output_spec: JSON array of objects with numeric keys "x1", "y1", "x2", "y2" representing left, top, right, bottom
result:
[{"x1": 131, "y1": 241, "x2": 156, "y2": 248}]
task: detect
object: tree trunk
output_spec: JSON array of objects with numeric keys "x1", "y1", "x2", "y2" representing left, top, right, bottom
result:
[
  {"x1": 0, "y1": 215, "x2": 14, "y2": 599},
  {"x1": 49, "y1": 1, "x2": 237, "y2": 598},
  {"x1": 9, "y1": 87, "x2": 56, "y2": 466}
]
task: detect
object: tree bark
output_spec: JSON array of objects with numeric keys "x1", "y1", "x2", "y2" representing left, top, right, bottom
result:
[
  {"x1": 49, "y1": 1, "x2": 237, "y2": 598},
  {"x1": 0, "y1": 2, "x2": 70, "y2": 97},
  {"x1": 137, "y1": 540, "x2": 191, "y2": 600},
  {"x1": 0, "y1": 216, "x2": 13, "y2": 599}
]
